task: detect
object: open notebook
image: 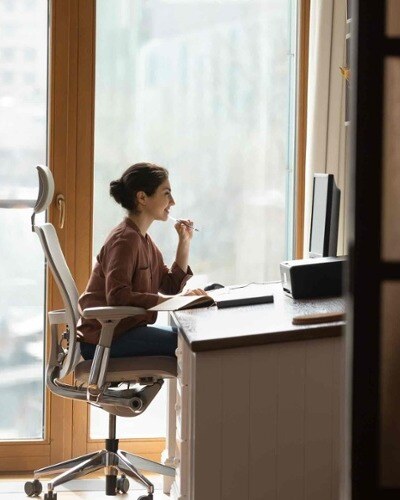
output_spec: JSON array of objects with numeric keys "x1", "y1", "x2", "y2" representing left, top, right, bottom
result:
[{"x1": 148, "y1": 288, "x2": 274, "y2": 311}]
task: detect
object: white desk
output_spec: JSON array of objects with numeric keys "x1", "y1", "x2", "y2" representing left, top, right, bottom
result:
[{"x1": 164, "y1": 283, "x2": 345, "y2": 500}]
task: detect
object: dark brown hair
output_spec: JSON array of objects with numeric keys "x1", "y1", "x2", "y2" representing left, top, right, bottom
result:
[{"x1": 109, "y1": 162, "x2": 169, "y2": 213}]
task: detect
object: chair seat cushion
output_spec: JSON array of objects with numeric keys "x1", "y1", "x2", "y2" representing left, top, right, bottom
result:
[{"x1": 75, "y1": 355, "x2": 177, "y2": 384}]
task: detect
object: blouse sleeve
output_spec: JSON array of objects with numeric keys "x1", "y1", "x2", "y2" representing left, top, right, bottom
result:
[
  {"x1": 103, "y1": 235, "x2": 159, "y2": 309},
  {"x1": 159, "y1": 260, "x2": 194, "y2": 295}
]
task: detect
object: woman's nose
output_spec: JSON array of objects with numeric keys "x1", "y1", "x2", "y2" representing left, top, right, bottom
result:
[{"x1": 170, "y1": 196, "x2": 175, "y2": 206}]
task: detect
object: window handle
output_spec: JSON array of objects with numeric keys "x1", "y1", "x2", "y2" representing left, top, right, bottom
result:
[{"x1": 56, "y1": 194, "x2": 65, "y2": 229}]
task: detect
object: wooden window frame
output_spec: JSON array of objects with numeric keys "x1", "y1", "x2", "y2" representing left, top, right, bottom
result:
[{"x1": 295, "y1": 0, "x2": 310, "y2": 259}]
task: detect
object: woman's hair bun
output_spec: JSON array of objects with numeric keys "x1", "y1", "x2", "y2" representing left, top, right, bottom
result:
[
  {"x1": 109, "y1": 163, "x2": 168, "y2": 213},
  {"x1": 109, "y1": 179, "x2": 125, "y2": 205}
]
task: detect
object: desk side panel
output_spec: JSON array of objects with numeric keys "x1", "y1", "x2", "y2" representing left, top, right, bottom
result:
[
  {"x1": 252, "y1": 338, "x2": 342, "y2": 500},
  {"x1": 193, "y1": 350, "x2": 252, "y2": 500},
  {"x1": 304, "y1": 337, "x2": 342, "y2": 500},
  {"x1": 192, "y1": 338, "x2": 342, "y2": 500},
  {"x1": 275, "y1": 341, "x2": 307, "y2": 500},
  {"x1": 220, "y1": 350, "x2": 251, "y2": 499},
  {"x1": 192, "y1": 351, "x2": 223, "y2": 500},
  {"x1": 249, "y1": 344, "x2": 279, "y2": 499}
]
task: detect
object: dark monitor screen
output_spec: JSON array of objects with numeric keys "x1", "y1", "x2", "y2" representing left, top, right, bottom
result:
[{"x1": 309, "y1": 173, "x2": 341, "y2": 258}]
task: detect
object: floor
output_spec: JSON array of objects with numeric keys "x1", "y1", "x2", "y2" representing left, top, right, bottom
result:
[{"x1": 0, "y1": 474, "x2": 170, "y2": 499}]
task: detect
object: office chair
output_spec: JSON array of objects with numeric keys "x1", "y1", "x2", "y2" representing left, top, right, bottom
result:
[{"x1": 24, "y1": 166, "x2": 176, "y2": 500}]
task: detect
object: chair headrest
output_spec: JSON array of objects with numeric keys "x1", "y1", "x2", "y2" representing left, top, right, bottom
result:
[{"x1": 34, "y1": 165, "x2": 55, "y2": 214}]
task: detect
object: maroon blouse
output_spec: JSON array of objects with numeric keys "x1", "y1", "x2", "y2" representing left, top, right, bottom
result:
[{"x1": 77, "y1": 217, "x2": 193, "y2": 344}]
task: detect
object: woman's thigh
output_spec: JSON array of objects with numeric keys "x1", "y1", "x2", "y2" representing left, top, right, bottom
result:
[{"x1": 80, "y1": 324, "x2": 177, "y2": 360}]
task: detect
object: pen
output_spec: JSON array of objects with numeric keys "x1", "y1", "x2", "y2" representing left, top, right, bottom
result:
[{"x1": 169, "y1": 216, "x2": 200, "y2": 232}]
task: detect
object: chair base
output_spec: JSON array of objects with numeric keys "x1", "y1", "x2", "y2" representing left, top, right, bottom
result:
[{"x1": 25, "y1": 447, "x2": 175, "y2": 499}]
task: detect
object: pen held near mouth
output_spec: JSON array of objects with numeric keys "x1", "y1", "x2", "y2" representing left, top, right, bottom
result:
[{"x1": 169, "y1": 216, "x2": 200, "y2": 232}]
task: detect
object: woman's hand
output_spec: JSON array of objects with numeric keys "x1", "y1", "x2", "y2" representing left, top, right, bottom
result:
[
  {"x1": 183, "y1": 288, "x2": 208, "y2": 296},
  {"x1": 174, "y1": 220, "x2": 194, "y2": 242},
  {"x1": 174, "y1": 220, "x2": 194, "y2": 273}
]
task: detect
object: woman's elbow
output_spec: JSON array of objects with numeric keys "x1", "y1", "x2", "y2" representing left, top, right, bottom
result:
[{"x1": 106, "y1": 289, "x2": 129, "y2": 306}]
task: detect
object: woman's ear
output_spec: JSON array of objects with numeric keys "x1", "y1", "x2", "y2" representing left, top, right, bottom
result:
[{"x1": 136, "y1": 190, "x2": 147, "y2": 208}]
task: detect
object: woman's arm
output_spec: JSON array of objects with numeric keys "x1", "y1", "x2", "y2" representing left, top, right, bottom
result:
[
  {"x1": 173, "y1": 221, "x2": 207, "y2": 296},
  {"x1": 174, "y1": 219, "x2": 193, "y2": 273},
  {"x1": 158, "y1": 220, "x2": 195, "y2": 295},
  {"x1": 175, "y1": 239, "x2": 190, "y2": 273}
]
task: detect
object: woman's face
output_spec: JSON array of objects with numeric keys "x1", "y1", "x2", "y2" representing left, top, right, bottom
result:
[{"x1": 143, "y1": 179, "x2": 175, "y2": 221}]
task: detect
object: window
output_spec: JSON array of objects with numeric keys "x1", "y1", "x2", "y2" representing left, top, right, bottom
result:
[
  {"x1": 93, "y1": 0, "x2": 297, "y2": 438},
  {"x1": 1, "y1": 71, "x2": 13, "y2": 84},
  {"x1": 0, "y1": 0, "x2": 48, "y2": 440},
  {"x1": 1, "y1": 47, "x2": 15, "y2": 61},
  {"x1": 24, "y1": 48, "x2": 36, "y2": 62}
]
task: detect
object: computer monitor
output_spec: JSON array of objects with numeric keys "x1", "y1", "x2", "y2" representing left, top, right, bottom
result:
[{"x1": 309, "y1": 173, "x2": 341, "y2": 258}]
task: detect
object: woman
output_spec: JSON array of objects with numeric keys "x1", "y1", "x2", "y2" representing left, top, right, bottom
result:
[{"x1": 78, "y1": 162, "x2": 205, "y2": 360}]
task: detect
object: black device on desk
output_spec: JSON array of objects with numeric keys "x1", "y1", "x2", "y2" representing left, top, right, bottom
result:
[
  {"x1": 216, "y1": 294, "x2": 274, "y2": 308},
  {"x1": 280, "y1": 256, "x2": 345, "y2": 299},
  {"x1": 281, "y1": 173, "x2": 346, "y2": 299},
  {"x1": 204, "y1": 282, "x2": 225, "y2": 291}
]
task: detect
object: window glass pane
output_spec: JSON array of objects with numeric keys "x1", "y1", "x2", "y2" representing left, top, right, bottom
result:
[
  {"x1": 0, "y1": 0, "x2": 48, "y2": 440},
  {"x1": 93, "y1": 0, "x2": 296, "y2": 438}
]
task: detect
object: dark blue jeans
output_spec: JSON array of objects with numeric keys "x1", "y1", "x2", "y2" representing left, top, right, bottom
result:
[{"x1": 80, "y1": 324, "x2": 178, "y2": 360}]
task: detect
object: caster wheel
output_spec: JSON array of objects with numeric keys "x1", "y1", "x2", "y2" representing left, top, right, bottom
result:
[
  {"x1": 137, "y1": 495, "x2": 153, "y2": 500},
  {"x1": 44, "y1": 492, "x2": 57, "y2": 500},
  {"x1": 117, "y1": 475, "x2": 130, "y2": 493},
  {"x1": 24, "y1": 480, "x2": 43, "y2": 497},
  {"x1": 117, "y1": 476, "x2": 129, "y2": 493}
]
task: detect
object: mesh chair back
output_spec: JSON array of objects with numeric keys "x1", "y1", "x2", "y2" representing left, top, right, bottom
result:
[
  {"x1": 34, "y1": 224, "x2": 81, "y2": 377},
  {"x1": 32, "y1": 166, "x2": 81, "y2": 377}
]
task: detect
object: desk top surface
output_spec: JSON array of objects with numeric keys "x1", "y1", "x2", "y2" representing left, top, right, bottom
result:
[{"x1": 171, "y1": 282, "x2": 345, "y2": 352}]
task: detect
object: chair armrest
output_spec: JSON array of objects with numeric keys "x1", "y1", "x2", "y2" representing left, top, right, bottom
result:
[
  {"x1": 83, "y1": 306, "x2": 145, "y2": 350},
  {"x1": 81, "y1": 306, "x2": 146, "y2": 321},
  {"x1": 48, "y1": 309, "x2": 67, "y2": 325},
  {"x1": 84, "y1": 305, "x2": 146, "y2": 399}
]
